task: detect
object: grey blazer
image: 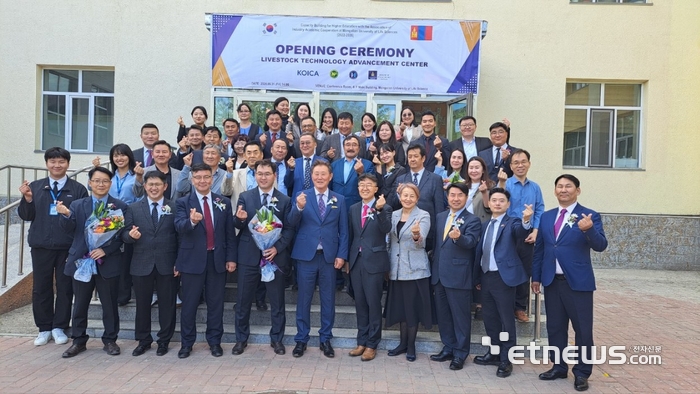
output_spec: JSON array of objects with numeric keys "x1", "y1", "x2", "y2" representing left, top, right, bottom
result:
[
  {"x1": 469, "y1": 188, "x2": 492, "y2": 223},
  {"x1": 132, "y1": 165, "x2": 182, "y2": 200},
  {"x1": 388, "y1": 207, "x2": 431, "y2": 281},
  {"x1": 122, "y1": 198, "x2": 178, "y2": 276}
]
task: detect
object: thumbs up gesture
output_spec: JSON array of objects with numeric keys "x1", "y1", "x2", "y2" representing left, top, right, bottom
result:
[
  {"x1": 296, "y1": 192, "x2": 307, "y2": 210},
  {"x1": 577, "y1": 213, "x2": 593, "y2": 231},
  {"x1": 353, "y1": 157, "x2": 365, "y2": 175},
  {"x1": 129, "y1": 225, "x2": 141, "y2": 240},
  {"x1": 190, "y1": 208, "x2": 203, "y2": 224},
  {"x1": 226, "y1": 157, "x2": 234, "y2": 173},
  {"x1": 522, "y1": 204, "x2": 533, "y2": 223},
  {"x1": 235, "y1": 205, "x2": 247, "y2": 221},
  {"x1": 375, "y1": 194, "x2": 386, "y2": 210}
]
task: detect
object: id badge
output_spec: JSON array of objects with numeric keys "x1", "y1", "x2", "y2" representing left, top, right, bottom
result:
[{"x1": 49, "y1": 203, "x2": 58, "y2": 216}]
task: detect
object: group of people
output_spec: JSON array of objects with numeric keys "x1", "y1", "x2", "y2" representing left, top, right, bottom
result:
[{"x1": 19, "y1": 98, "x2": 607, "y2": 392}]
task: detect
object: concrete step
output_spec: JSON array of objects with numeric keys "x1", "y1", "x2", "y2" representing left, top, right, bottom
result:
[{"x1": 224, "y1": 282, "x2": 360, "y2": 306}]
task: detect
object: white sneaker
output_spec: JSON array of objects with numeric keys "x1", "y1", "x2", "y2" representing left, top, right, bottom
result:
[
  {"x1": 176, "y1": 294, "x2": 182, "y2": 306},
  {"x1": 51, "y1": 328, "x2": 69, "y2": 345},
  {"x1": 34, "y1": 331, "x2": 52, "y2": 346},
  {"x1": 151, "y1": 293, "x2": 158, "y2": 306}
]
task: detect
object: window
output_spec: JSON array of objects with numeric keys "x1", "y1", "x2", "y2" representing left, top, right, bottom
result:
[
  {"x1": 41, "y1": 69, "x2": 115, "y2": 153},
  {"x1": 563, "y1": 82, "x2": 642, "y2": 168}
]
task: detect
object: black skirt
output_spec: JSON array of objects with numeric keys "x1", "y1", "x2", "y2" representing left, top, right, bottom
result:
[{"x1": 384, "y1": 277, "x2": 433, "y2": 329}]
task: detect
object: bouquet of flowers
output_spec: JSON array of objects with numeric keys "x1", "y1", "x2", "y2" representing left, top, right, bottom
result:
[
  {"x1": 443, "y1": 171, "x2": 466, "y2": 189},
  {"x1": 248, "y1": 206, "x2": 283, "y2": 282},
  {"x1": 74, "y1": 202, "x2": 125, "y2": 282}
]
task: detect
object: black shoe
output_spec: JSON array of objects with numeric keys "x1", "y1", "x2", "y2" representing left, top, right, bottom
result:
[
  {"x1": 256, "y1": 300, "x2": 268, "y2": 311},
  {"x1": 291, "y1": 284, "x2": 298, "y2": 291},
  {"x1": 406, "y1": 353, "x2": 416, "y2": 362},
  {"x1": 62, "y1": 343, "x2": 87, "y2": 358},
  {"x1": 574, "y1": 376, "x2": 589, "y2": 391},
  {"x1": 103, "y1": 342, "x2": 121, "y2": 356},
  {"x1": 474, "y1": 352, "x2": 501, "y2": 366},
  {"x1": 132, "y1": 343, "x2": 151, "y2": 356},
  {"x1": 474, "y1": 306, "x2": 483, "y2": 320},
  {"x1": 271, "y1": 341, "x2": 285, "y2": 355},
  {"x1": 539, "y1": 367, "x2": 568, "y2": 380},
  {"x1": 292, "y1": 342, "x2": 307, "y2": 358},
  {"x1": 449, "y1": 357, "x2": 465, "y2": 370},
  {"x1": 178, "y1": 346, "x2": 192, "y2": 359},
  {"x1": 156, "y1": 343, "x2": 168, "y2": 356},
  {"x1": 336, "y1": 284, "x2": 345, "y2": 292},
  {"x1": 387, "y1": 346, "x2": 407, "y2": 357},
  {"x1": 231, "y1": 341, "x2": 247, "y2": 355},
  {"x1": 117, "y1": 299, "x2": 130, "y2": 307},
  {"x1": 430, "y1": 349, "x2": 454, "y2": 362},
  {"x1": 497, "y1": 361, "x2": 513, "y2": 378},
  {"x1": 210, "y1": 344, "x2": 223, "y2": 357},
  {"x1": 320, "y1": 340, "x2": 335, "y2": 358}
]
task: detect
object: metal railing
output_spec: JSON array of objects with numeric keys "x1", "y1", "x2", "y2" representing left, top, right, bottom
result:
[{"x1": 0, "y1": 164, "x2": 96, "y2": 287}]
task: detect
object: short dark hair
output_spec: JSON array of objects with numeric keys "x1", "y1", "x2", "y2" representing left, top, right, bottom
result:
[
  {"x1": 421, "y1": 111, "x2": 436, "y2": 121},
  {"x1": 234, "y1": 134, "x2": 250, "y2": 144},
  {"x1": 188, "y1": 125, "x2": 204, "y2": 134},
  {"x1": 406, "y1": 143, "x2": 426, "y2": 158},
  {"x1": 244, "y1": 140, "x2": 263, "y2": 152},
  {"x1": 140, "y1": 123, "x2": 159, "y2": 133},
  {"x1": 299, "y1": 132, "x2": 318, "y2": 144},
  {"x1": 191, "y1": 106, "x2": 208, "y2": 119},
  {"x1": 489, "y1": 187, "x2": 511, "y2": 201},
  {"x1": 255, "y1": 159, "x2": 276, "y2": 174},
  {"x1": 301, "y1": 116, "x2": 317, "y2": 126},
  {"x1": 343, "y1": 135, "x2": 360, "y2": 147},
  {"x1": 266, "y1": 109, "x2": 283, "y2": 121},
  {"x1": 459, "y1": 116, "x2": 476, "y2": 125},
  {"x1": 152, "y1": 140, "x2": 172, "y2": 151},
  {"x1": 273, "y1": 97, "x2": 289, "y2": 110},
  {"x1": 510, "y1": 149, "x2": 530, "y2": 161},
  {"x1": 555, "y1": 174, "x2": 580, "y2": 188},
  {"x1": 204, "y1": 126, "x2": 222, "y2": 139},
  {"x1": 190, "y1": 162, "x2": 212, "y2": 174},
  {"x1": 337, "y1": 112, "x2": 353, "y2": 123},
  {"x1": 44, "y1": 147, "x2": 70, "y2": 162},
  {"x1": 223, "y1": 118, "x2": 239, "y2": 128},
  {"x1": 489, "y1": 122, "x2": 509, "y2": 133},
  {"x1": 446, "y1": 182, "x2": 470, "y2": 196},
  {"x1": 89, "y1": 166, "x2": 113, "y2": 180},
  {"x1": 144, "y1": 170, "x2": 167, "y2": 183},
  {"x1": 358, "y1": 173, "x2": 378, "y2": 185},
  {"x1": 378, "y1": 143, "x2": 396, "y2": 153},
  {"x1": 311, "y1": 160, "x2": 332, "y2": 174}
]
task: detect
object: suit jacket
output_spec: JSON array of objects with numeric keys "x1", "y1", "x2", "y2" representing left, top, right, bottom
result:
[
  {"x1": 255, "y1": 130, "x2": 293, "y2": 159},
  {"x1": 377, "y1": 164, "x2": 407, "y2": 198},
  {"x1": 320, "y1": 133, "x2": 366, "y2": 163},
  {"x1": 474, "y1": 214, "x2": 529, "y2": 287},
  {"x1": 122, "y1": 198, "x2": 178, "y2": 276},
  {"x1": 287, "y1": 189, "x2": 349, "y2": 263},
  {"x1": 132, "y1": 165, "x2": 182, "y2": 200},
  {"x1": 284, "y1": 155, "x2": 328, "y2": 198},
  {"x1": 449, "y1": 137, "x2": 492, "y2": 159},
  {"x1": 469, "y1": 188, "x2": 492, "y2": 223},
  {"x1": 431, "y1": 210, "x2": 482, "y2": 289},
  {"x1": 386, "y1": 170, "x2": 446, "y2": 239},
  {"x1": 348, "y1": 201, "x2": 392, "y2": 273},
  {"x1": 221, "y1": 167, "x2": 279, "y2": 209},
  {"x1": 478, "y1": 144, "x2": 518, "y2": 183},
  {"x1": 409, "y1": 134, "x2": 451, "y2": 172},
  {"x1": 133, "y1": 147, "x2": 145, "y2": 166},
  {"x1": 532, "y1": 204, "x2": 607, "y2": 291},
  {"x1": 330, "y1": 157, "x2": 375, "y2": 207},
  {"x1": 61, "y1": 196, "x2": 128, "y2": 279},
  {"x1": 233, "y1": 188, "x2": 294, "y2": 272},
  {"x1": 389, "y1": 207, "x2": 431, "y2": 280},
  {"x1": 173, "y1": 192, "x2": 237, "y2": 274}
]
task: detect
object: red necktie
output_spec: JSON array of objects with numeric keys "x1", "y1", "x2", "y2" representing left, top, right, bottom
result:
[
  {"x1": 202, "y1": 196, "x2": 215, "y2": 250},
  {"x1": 272, "y1": 133, "x2": 277, "y2": 143},
  {"x1": 554, "y1": 208, "x2": 568, "y2": 239},
  {"x1": 361, "y1": 204, "x2": 369, "y2": 227}
]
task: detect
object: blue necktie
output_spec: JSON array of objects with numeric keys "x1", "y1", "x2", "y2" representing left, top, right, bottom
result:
[
  {"x1": 318, "y1": 194, "x2": 326, "y2": 219},
  {"x1": 304, "y1": 158, "x2": 312, "y2": 189},
  {"x1": 481, "y1": 219, "x2": 498, "y2": 273}
]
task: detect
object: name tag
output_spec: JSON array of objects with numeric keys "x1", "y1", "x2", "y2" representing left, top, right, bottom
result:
[{"x1": 49, "y1": 203, "x2": 58, "y2": 216}]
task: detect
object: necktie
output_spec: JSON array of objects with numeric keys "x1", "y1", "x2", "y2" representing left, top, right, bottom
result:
[
  {"x1": 202, "y1": 196, "x2": 215, "y2": 250},
  {"x1": 443, "y1": 212, "x2": 455, "y2": 241},
  {"x1": 304, "y1": 158, "x2": 312, "y2": 189},
  {"x1": 318, "y1": 193, "x2": 326, "y2": 219},
  {"x1": 495, "y1": 147, "x2": 501, "y2": 167},
  {"x1": 262, "y1": 193, "x2": 269, "y2": 207},
  {"x1": 271, "y1": 133, "x2": 277, "y2": 143},
  {"x1": 361, "y1": 204, "x2": 369, "y2": 228},
  {"x1": 52, "y1": 181, "x2": 59, "y2": 195},
  {"x1": 481, "y1": 219, "x2": 498, "y2": 273},
  {"x1": 413, "y1": 173, "x2": 419, "y2": 185},
  {"x1": 425, "y1": 136, "x2": 431, "y2": 155},
  {"x1": 146, "y1": 149, "x2": 153, "y2": 167},
  {"x1": 554, "y1": 208, "x2": 568, "y2": 239},
  {"x1": 151, "y1": 202, "x2": 159, "y2": 227},
  {"x1": 276, "y1": 162, "x2": 282, "y2": 185}
]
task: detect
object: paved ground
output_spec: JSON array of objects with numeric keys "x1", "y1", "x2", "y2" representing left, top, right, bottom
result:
[{"x1": 1, "y1": 268, "x2": 699, "y2": 393}]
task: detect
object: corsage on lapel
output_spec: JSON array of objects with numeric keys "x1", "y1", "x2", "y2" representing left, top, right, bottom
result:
[
  {"x1": 363, "y1": 207, "x2": 377, "y2": 221},
  {"x1": 328, "y1": 196, "x2": 338, "y2": 209},
  {"x1": 161, "y1": 205, "x2": 172, "y2": 215},
  {"x1": 213, "y1": 198, "x2": 226, "y2": 211},
  {"x1": 267, "y1": 196, "x2": 280, "y2": 211},
  {"x1": 566, "y1": 213, "x2": 578, "y2": 228}
]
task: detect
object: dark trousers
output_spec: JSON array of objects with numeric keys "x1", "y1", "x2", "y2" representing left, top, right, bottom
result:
[
  {"x1": 132, "y1": 267, "x2": 177, "y2": 346},
  {"x1": 295, "y1": 251, "x2": 336, "y2": 343},
  {"x1": 515, "y1": 242, "x2": 534, "y2": 311},
  {"x1": 118, "y1": 243, "x2": 134, "y2": 304},
  {"x1": 544, "y1": 277, "x2": 594, "y2": 378},
  {"x1": 179, "y1": 252, "x2": 226, "y2": 347},
  {"x1": 349, "y1": 258, "x2": 384, "y2": 349},
  {"x1": 235, "y1": 263, "x2": 285, "y2": 342},
  {"x1": 481, "y1": 271, "x2": 516, "y2": 362},
  {"x1": 30, "y1": 248, "x2": 72, "y2": 331},
  {"x1": 434, "y1": 282, "x2": 473, "y2": 359},
  {"x1": 71, "y1": 275, "x2": 120, "y2": 346},
  {"x1": 256, "y1": 280, "x2": 266, "y2": 304}
]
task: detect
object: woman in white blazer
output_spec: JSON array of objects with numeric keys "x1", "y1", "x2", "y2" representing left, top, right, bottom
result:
[{"x1": 384, "y1": 182, "x2": 432, "y2": 362}]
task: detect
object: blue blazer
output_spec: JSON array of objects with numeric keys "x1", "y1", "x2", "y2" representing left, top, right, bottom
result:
[
  {"x1": 174, "y1": 192, "x2": 237, "y2": 274},
  {"x1": 330, "y1": 158, "x2": 375, "y2": 208},
  {"x1": 431, "y1": 210, "x2": 482, "y2": 290},
  {"x1": 287, "y1": 189, "x2": 349, "y2": 264},
  {"x1": 255, "y1": 130, "x2": 293, "y2": 159},
  {"x1": 478, "y1": 144, "x2": 517, "y2": 183},
  {"x1": 285, "y1": 155, "x2": 328, "y2": 198},
  {"x1": 61, "y1": 196, "x2": 128, "y2": 279},
  {"x1": 475, "y1": 214, "x2": 529, "y2": 287},
  {"x1": 532, "y1": 204, "x2": 607, "y2": 291}
]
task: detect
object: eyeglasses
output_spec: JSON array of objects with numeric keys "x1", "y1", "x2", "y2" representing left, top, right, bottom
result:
[
  {"x1": 256, "y1": 172, "x2": 274, "y2": 177},
  {"x1": 299, "y1": 141, "x2": 314, "y2": 146},
  {"x1": 90, "y1": 179, "x2": 111, "y2": 185},
  {"x1": 192, "y1": 175, "x2": 212, "y2": 181},
  {"x1": 358, "y1": 183, "x2": 377, "y2": 189},
  {"x1": 402, "y1": 113, "x2": 412, "y2": 117}
]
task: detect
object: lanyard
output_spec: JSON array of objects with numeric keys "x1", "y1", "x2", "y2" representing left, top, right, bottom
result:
[
  {"x1": 115, "y1": 172, "x2": 130, "y2": 196},
  {"x1": 49, "y1": 189, "x2": 62, "y2": 203}
]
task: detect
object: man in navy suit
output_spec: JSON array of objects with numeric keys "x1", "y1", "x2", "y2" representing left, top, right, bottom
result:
[
  {"x1": 231, "y1": 160, "x2": 295, "y2": 356},
  {"x1": 174, "y1": 163, "x2": 237, "y2": 359},
  {"x1": 449, "y1": 116, "x2": 492, "y2": 159},
  {"x1": 256, "y1": 110, "x2": 294, "y2": 159},
  {"x1": 56, "y1": 167, "x2": 128, "y2": 358},
  {"x1": 532, "y1": 174, "x2": 607, "y2": 392},
  {"x1": 132, "y1": 123, "x2": 160, "y2": 167},
  {"x1": 478, "y1": 122, "x2": 517, "y2": 183},
  {"x1": 331, "y1": 135, "x2": 375, "y2": 208},
  {"x1": 408, "y1": 111, "x2": 451, "y2": 172},
  {"x1": 473, "y1": 188, "x2": 532, "y2": 378},
  {"x1": 285, "y1": 133, "x2": 328, "y2": 199},
  {"x1": 320, "y1": 112, "x2": 366, "y2": 163},
  {"x1": 429, "y1": 183, "x2": 482, "y2": 370},
  {"x1": 347, "y1": 174, "x2": 392, "y2": 362},
  {"x1": 287, "y1": 160, "x2": 349, "y2": 358}
]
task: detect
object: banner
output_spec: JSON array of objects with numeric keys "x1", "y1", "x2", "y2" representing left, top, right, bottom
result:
[{"x1": 211, "y1": 14, "x2": 482, "y2": 95}]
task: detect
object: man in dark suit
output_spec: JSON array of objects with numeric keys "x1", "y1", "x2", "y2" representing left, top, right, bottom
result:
[
  {"x1": 56, "y1": 167, "x2": 128, "y2": 358},
  {"x1": 387, "y1": 144, "x2": 446, "y2": 252},
  {"x1": 287, "y1": 160, "x2": 349, "y2": 358},
  {"x1": 256, "y1": 110, "x2": 294, "y2": 159},
  {"x1": 286, "y1": 133, "x2": 328, "y2": 199},
  {"x1": 270, "y1": 139, "x2": 294, "y2": 196},
  {"x1": 172, "y1": 125, "x2": 205, "y2": 170},
  {"x1": 409, "y1": 111, "x2": 451, "y2": 172},
  {"x1": 122, "y1": 171, "x2": 178, "y2": 357},
  {"x1": 429, "y1": 183, "x2": 482, "y2": 370},
  {"x1": 320, "y1": 112, "x2": 366, "y2": 163},
  {"x1": 173, "y1": 163, "x2": 237, "y2": 359},
  {"x1": 449, "y1": 116, "x2": 492, "y2": 160},
  {"x1": 231, "y1": 160, "x2": 295, "y2": 356},
  {"x1": 132, "y1": 123, "x2": 160, "y2": 167},
  {"x1": 330, "y1": 135, "x2": 375, "y2": 208},
  {"x1": 478, "y1": 122, "x2": 517, "y2": 183},
  {"x1": 473, "y1": 188, "x2": 532, "y2": 378},
  {"x1": 532, "y1": 174, "x2": 607, "y2": 392},
  {"x1": 222, "y1": 118, "x2": 240, "y2": 160},
  {"x1": 133, "y1": 140, "x2": 182, "y2": 201},
  {"x1": 347, "y1": 174, "x2": 392, "y2": 362}
]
